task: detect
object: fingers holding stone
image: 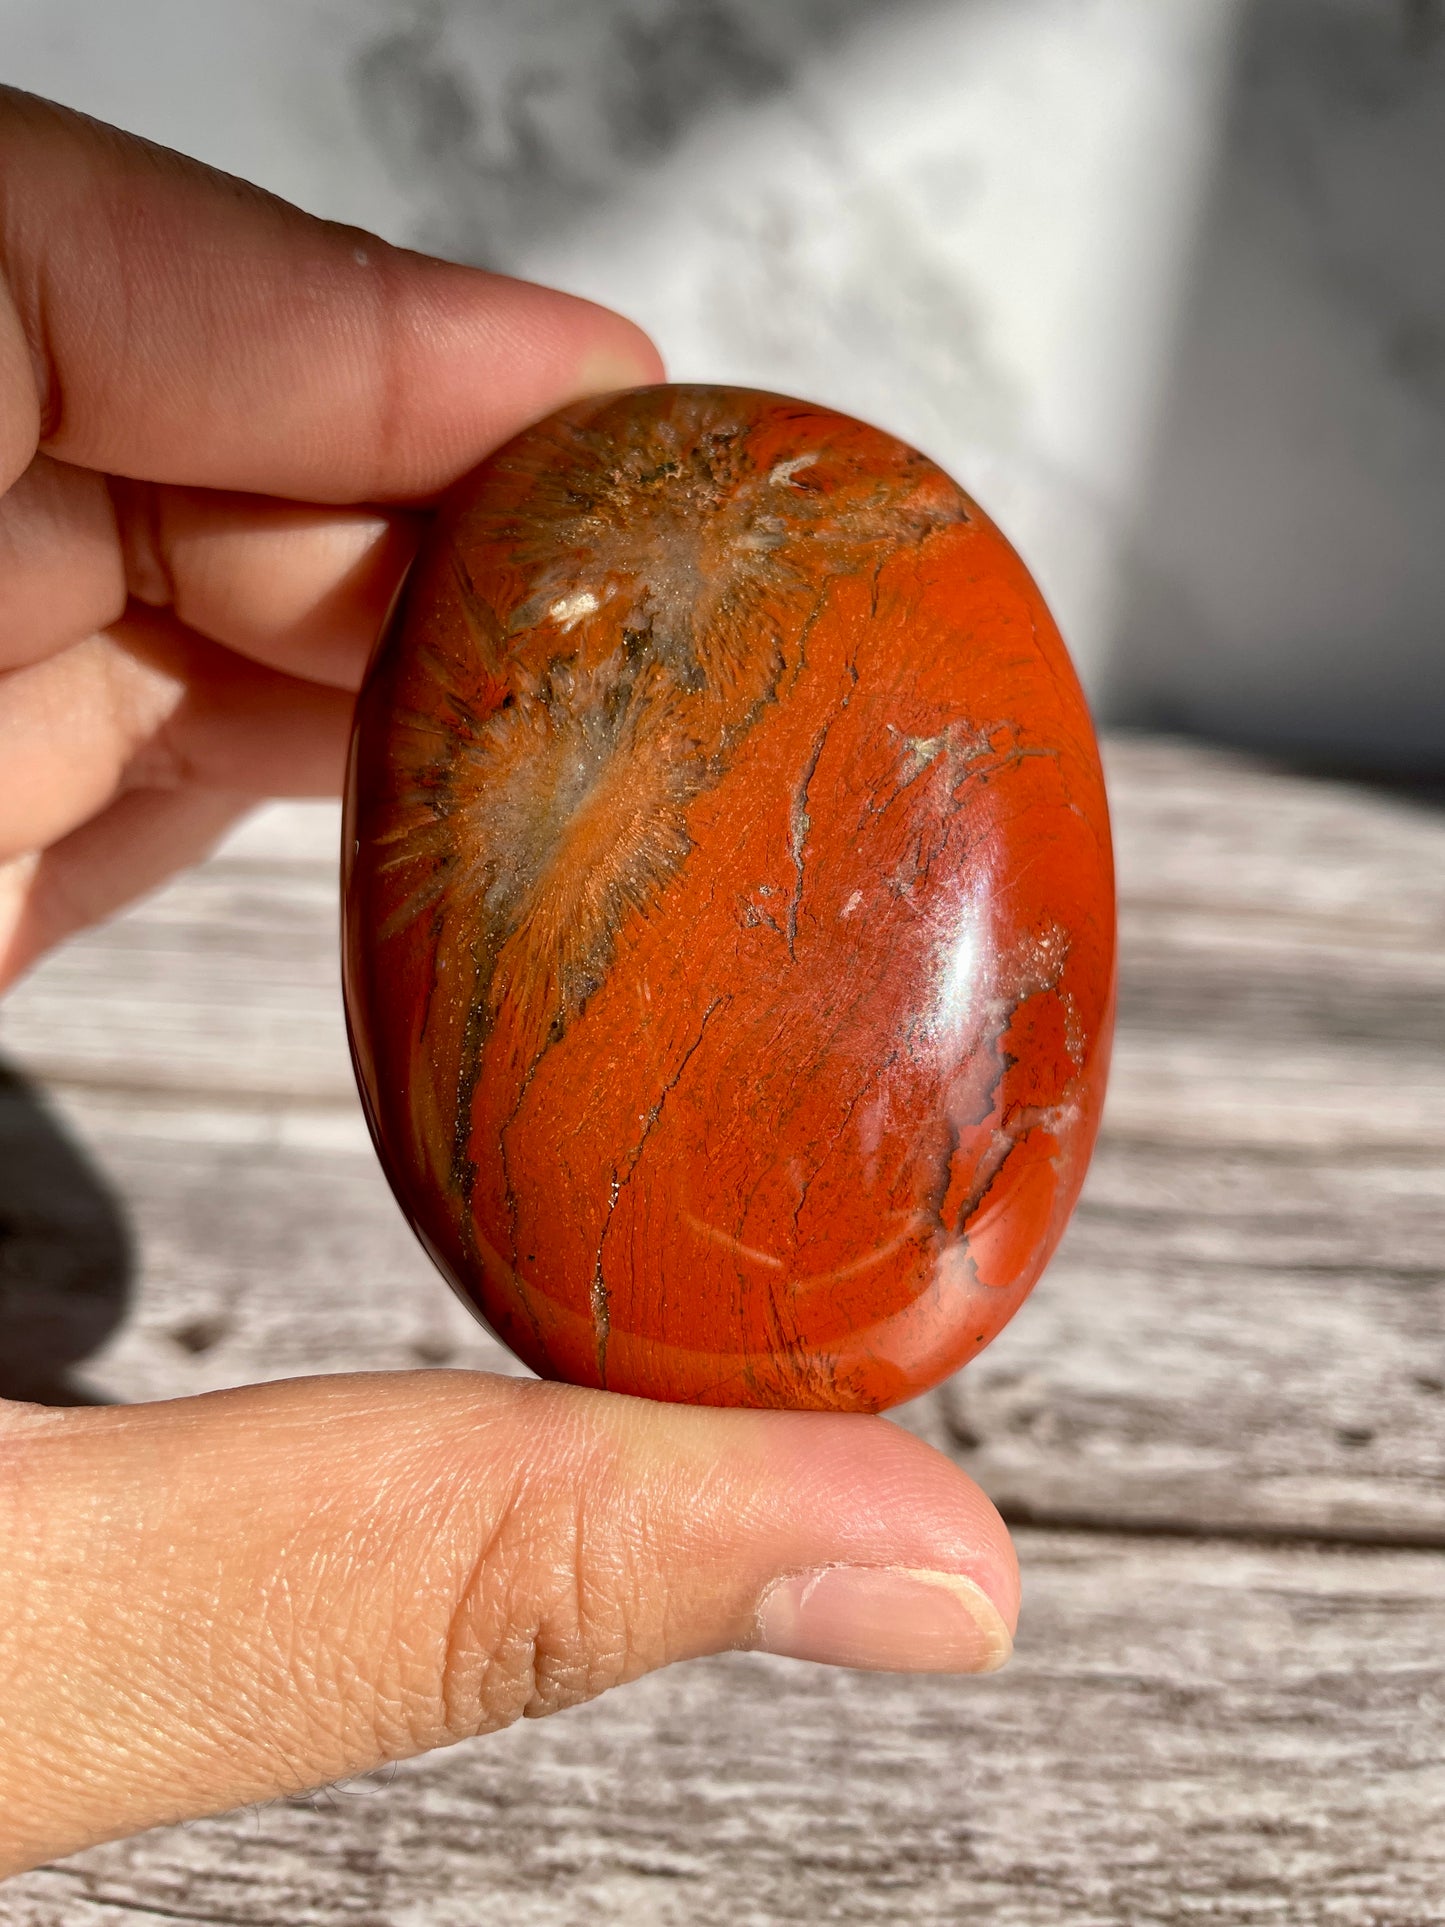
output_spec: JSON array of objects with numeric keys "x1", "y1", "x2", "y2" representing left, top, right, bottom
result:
[
  {"x1": 0, "y1": 603, "x2": 350, "y2": 980},
  {"x1": 0, "y1": 458, "x2": 418, "y2": 686},
  {"x1": 0, "y1": 453, "x2": 125, "y2": 671},
  {"x1": 110, "y1": 481, "x2": 421, "y2": 688},
  {"x1": 0, "y1": 607, "x2": 353, "y2": 864},
  {"x1": 0, "y1": 624, "x2": 187, "y2": 859},
  {"x1": 0, "y1": 784, "x2": 252, "y2": 992}
]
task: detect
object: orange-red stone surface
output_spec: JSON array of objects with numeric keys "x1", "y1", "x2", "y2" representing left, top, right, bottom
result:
[{"x1": 342, "y1": 385, "x2": 1115, "y2": 1411}]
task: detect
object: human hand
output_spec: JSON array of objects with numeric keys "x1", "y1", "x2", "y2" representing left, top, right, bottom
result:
[{"x1": 0, "y1": 91, "x2": 1019, "y2": 1875}]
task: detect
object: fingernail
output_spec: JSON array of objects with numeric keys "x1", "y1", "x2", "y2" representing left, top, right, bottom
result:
[
  {"x1": 573, "y1": 345, "x2": 661, "y2": 396},
  {"x1": 753, "y1": 1566, "x2": 1013, "y2": 1675}
]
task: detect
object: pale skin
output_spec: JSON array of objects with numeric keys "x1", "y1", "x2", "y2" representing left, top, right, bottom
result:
[{"x1": 0, "y1": 91, "x2": 1020, "y2": 1876}]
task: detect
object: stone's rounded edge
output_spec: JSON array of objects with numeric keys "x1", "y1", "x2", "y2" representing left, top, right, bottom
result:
[{"x1": 342, "y1": 383, "x2": 1115, "y2": 1411}]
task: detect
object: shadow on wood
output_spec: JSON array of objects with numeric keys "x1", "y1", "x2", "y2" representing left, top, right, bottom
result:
[{"x1": 0, "y1": 1058, "x2": 131, "y2": 1404}]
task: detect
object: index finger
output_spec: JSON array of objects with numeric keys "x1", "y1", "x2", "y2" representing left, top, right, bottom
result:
[{"x1": 0, "y1": 89, "x2": 662, "y2": 503}]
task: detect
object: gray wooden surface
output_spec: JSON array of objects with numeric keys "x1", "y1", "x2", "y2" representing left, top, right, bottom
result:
[{"x1": 2, "y1": 735, "x2": 1443, "y2": 1923}]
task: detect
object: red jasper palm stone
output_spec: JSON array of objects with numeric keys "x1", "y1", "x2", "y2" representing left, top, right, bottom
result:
[{"x1": 342, "y1": 385, "x2": 1115, "y2": 1412}]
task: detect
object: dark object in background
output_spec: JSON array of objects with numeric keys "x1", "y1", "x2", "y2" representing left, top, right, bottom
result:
[{"x1": 0, "y1": 1061, "x2": 131, "y2": 1404}]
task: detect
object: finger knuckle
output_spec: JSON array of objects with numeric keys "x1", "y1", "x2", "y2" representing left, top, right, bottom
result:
[{"x1": 424, "y1": 1473, "x2": 656, "y2": 1747}]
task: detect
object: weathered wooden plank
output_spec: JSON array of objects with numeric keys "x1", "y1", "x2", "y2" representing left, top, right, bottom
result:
[
  {"x1": 1106, "y1": 737, "x2": 1445, "y2": 932},
  {"x1": 5, "y1": 1532, "x2": 1443, "y2": 1926},
  {"x1": 906, "y1": 1136, "x2": 1445, "y2": 1542}
]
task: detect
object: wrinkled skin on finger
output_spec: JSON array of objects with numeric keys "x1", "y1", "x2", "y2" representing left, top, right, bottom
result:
[{"x1": 0, "y1": 1374, "x2": 1018, "y2": 1874}]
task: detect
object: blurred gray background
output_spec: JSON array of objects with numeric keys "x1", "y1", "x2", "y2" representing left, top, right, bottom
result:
[{"x1": 4, "y1": 0, "x2": 1443, "y2": 768}]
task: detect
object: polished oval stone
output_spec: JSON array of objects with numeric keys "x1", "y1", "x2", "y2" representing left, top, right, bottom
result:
[{"x1": 342, "y1": 385, "x2": 1115, "y2": 1411}]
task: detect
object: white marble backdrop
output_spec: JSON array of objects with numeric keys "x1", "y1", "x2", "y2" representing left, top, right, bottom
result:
[{"x1": 2, "y1": 0, "x2": 1442, "y2": 764}]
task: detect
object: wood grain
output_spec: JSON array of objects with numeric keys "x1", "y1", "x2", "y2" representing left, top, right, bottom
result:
[{"x1": 1, "y1": 735, "x2": 1442, "y2": 1921}]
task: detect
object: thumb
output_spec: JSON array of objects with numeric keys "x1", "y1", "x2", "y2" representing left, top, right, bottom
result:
[{"x1": 0, "y1": 1372, "x2": 1018, "y2": 1873}]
